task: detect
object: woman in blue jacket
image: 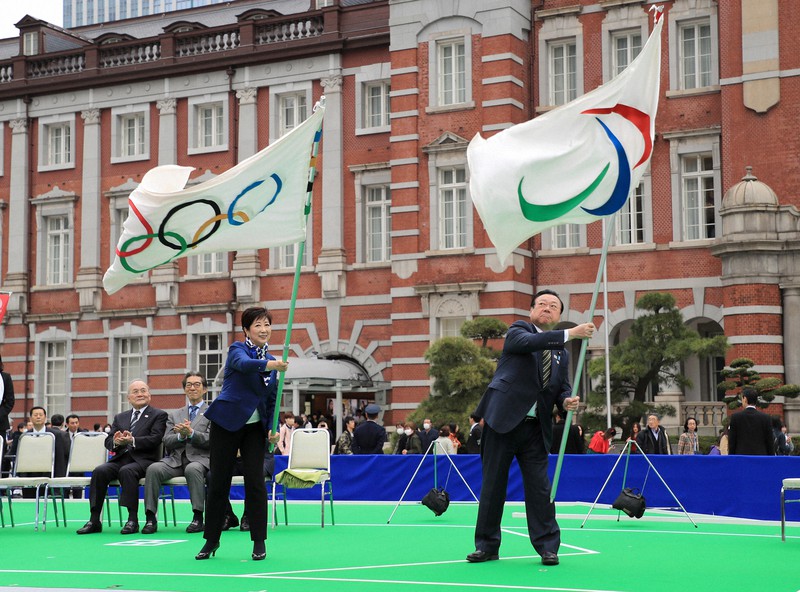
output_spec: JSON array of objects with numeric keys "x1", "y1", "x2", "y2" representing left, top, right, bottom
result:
[{"x1": 196, "y1": 307, "x2": 288, "y2": 561}]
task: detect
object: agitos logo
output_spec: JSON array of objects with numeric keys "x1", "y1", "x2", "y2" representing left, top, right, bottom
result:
[{"x1": 517, "y1": 103, "x2": 652, "y2": 223}]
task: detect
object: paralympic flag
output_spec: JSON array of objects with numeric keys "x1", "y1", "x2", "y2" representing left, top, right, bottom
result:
[
  {"x1": 103, "y1": 102, "x2": 325, "y2": 294},
  {"x1": 0, "y1": 291, "x2": 10, "y2": 324},
  {"x1": 468, "y1": 13, "x2": 663, "y2": 264}
]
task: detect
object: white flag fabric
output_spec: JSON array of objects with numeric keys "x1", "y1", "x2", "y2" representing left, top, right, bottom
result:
[
  {"x1": 468, "y1": 16, "x2": 663, "y2": 264},
  {"x1": 103, "y1": 103, "x2": 325, "y2": 294}
]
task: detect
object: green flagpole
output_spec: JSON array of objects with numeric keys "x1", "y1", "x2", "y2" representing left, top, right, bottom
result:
[
  {"x1": 550, "y1": 213, "x2": 617, "y2": 502},
  {"x1": 269, "y1": 101, "x2": 325, "y2": 450}
]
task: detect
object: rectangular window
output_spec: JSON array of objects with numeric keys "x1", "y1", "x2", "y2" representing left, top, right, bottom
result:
[
  {"x1": 46, "y1": 215, "x2": 70, "y2": 285},
  {"x1": 196, "y1": 334, "x2": 224, "y2": 403},
  {"x1": 117, "y1": 337, "x2": 143, "y2": 411},
  {"x1": 194, "y1": 252, "x2": 225, "y2": 275},
  {"x1": 439, "y1": 317, "x2": 465, "y2": 339},
  {"x1": 23, "y1": 32, "x2": 39, "y2": 56},
  {"x1": 616, "y1": 183, "x2": 645, "y2": 245},
  {"x1": 680, "y1": 21, "x2": 712, "y2": 89},
  {"x1": 682, "y1": 154, "x2": 715, "y2": 240},
  {"x1": 279, "y1": 93, "x2": 308, "y2": 137},
  {"x1": 120, "y1": 113, "x2": 146, "y2": 158},
  {"x1": 366, "y1": 185, "x2": 391, "y2": 262},
  {"x1": 549, "y1": 41, "x2": 577, "y2": 105},
  {"x1": 552, "y1": 224, "x2": 580, "y2": 249},
  {"x1": 45, "y1": 123, "x2": 72, "y2": 167},
  {"x1": 44, "y1": 342, "x2": 68, "y2": 417},
  {"x1": 437, "y1": 39, "x2": 466, "y2": 106},
  {"x1": 197, "y1": 103, "x2": 224, "y2": 149},
  {"x1": 439, "y1": 167, "x2": 468, "y2": 249},
  {"x1": 364, "y1": 81, "x2": 390, "y2": 128},
  {"x1": 76, "y1": 0, "x2": 84, "y2": 26},
  {"x1": 612, "y1": 30, "x2": 642, "y2": 77}
]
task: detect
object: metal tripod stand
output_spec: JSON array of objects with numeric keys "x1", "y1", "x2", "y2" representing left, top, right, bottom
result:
[
  {"x1": 581, "y1": 438, "x2": 697, "y2": 528},
  {"x1": 387, "y1": 439, "x2": 479, "y2": 523}
]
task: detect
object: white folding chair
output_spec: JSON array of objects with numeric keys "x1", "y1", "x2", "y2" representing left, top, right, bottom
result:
[
  {"x1": 272, "y1": 428, "x2": 334, "y2": 528},
  {"x1": 46, "y1": 432, "x2": 109, "y2": 527},
  {"x1": 0, "y1": 432, "x2": 56, "y2": 530},
  {"x1": 781, "y1": 478, "x2": 800, "y2": 541}
]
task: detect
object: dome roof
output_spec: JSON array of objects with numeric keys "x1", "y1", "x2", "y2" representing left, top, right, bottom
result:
[{"x1": 722, "y1": 166, "x2": 778, "y2": 208}]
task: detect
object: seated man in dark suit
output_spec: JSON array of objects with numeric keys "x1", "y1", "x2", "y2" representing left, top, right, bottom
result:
[
  {"x1": 19, "y1": 406, "x2": 68, "y2": 498},
  {"x1": 77, "y1": 380, "x2": 167, "y2": 535}
]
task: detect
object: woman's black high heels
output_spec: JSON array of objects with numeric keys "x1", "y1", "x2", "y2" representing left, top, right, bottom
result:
[
  {"x1": 195, "y1": 542, "x2": 220, "y2": 560},
  {"x1": 252, "y1": 540, "x2": 266, "y2": 561}
]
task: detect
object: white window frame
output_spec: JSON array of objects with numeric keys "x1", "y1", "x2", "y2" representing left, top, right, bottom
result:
[
  {"x1": 23, "y1": 32, "x2": 39, "y2": 56},
  {"x1": 666, "y1": 130, "x2": 721, "y2": 245},
  {"x1": 548, "y1": 40, "x2": 578, "y2": 106},
  {"x1": 355, "y1": 63, "x2": 392, "y2": 135},
  {"x1": 269, "y1": 82, "x2": 313, "y2": 143},
  {"x1": 538, "y1": 15, "x2": 583, "y2": 110},
  {"x1": 190, "y1": 326, "x2": 228, "y2": 404},
  {"x1": 44, "y1": 341, "x2": 69, "y2": 418},
  {"x1": 38, "y1": 114, "x2": 76, "y2": 172},
  {"x1": 351, "y1": 163, "x2": 392, "y2": 265},
  {"x1": 427, "y1": 29, "x2": 474, "y2": 112},
  {"x1": 680, "y1": 153, "x2": 716, "y2": 241},
  {"x1": 610, "y1": 29, "x2": 642, "y2": 78},
  {"x1": 600, "y1": 7, "x2": 648, "y2": 83},
  {"x1": 34, "y1": 326, "x2": 72, "y2": 418},
  {"x1": 615, "y1": 182, "x2": 646, "y2": 246},
  {"x1": 189, "y1": 252, "x2": 228, "y2": 276},
  {"x1": 111, "y1": 104, "x2": 150, "y2": 163},
  {"x1": 540, "y1": 223, "x2": 586, "y2": 252},
  {"x1": 426, "y1": 140, "x2": 473, "y2": 254},
  {"x1": 667, "y1": 1, "x2": 719, "y2": 94},
  {"x1": 109, "y1": 325, "x2": 148, "y2": 416},
  {"x1": 187, "y1": 94, "x2": 229, "y2": 154},
  {"x1": 679, "y1": 20, "x2": 713, "y2": 90},
  {"x1": 364, "y1": 81, "x2": 391, "y2": 130},
  {"x1": 437, "y1": 166, "x2": 469, "y2": 250},
  {"x1": 45, "y1": 215, "x2": 71, "y2": 286},
  {"x1": 438, "y1": 316, "x2": 465, "y2": 339},
  {"x1": 33, "y1": 189, "x2": 77, "y2": 288},
  {"x1": 365, "y1": 185, "x2": 392, "y2": 263}
]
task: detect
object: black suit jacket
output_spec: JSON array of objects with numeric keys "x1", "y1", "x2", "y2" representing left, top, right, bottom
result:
[
  {"x1": 636, "y1": 427, "x2": 670, "y2": 455},
  {"x1": 550, "y1": 423, "x2": 584, "y2": 454},
  {"x1": 474, "y1": 320, "x2": 571, "y2": 451},
  {"x1": 729, "y1": 407, "x2": 774, "y2": 455},
  {"x1": 466, "y1": 423, "x2": 482, "y2": 454},
  {"x1": 0, "y1": 371, "x2": 14, "y2": 434},
  {"x1": 106, "y1": 406, "x2": 168, "y2": 468}
]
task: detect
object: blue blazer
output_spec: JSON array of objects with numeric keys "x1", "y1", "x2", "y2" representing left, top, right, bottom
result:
[
  {"x1": 204, "y1": 341, "x2": 278, "y2": 434},
  {"x1": 474, "y1": 320, "x2": 572, "y2": 448}
]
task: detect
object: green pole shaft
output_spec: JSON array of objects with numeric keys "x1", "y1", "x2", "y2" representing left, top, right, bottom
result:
[
  {"x1": 550, "y1": 214, "x2": 617, "y2": 502},
  {"x1": 268, "y1": 120, "x2": 323, "y2": 450}
]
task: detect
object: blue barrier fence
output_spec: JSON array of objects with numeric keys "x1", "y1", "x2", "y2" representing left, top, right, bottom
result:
[{"x1": 214, "y1": 453, "x2": 799, "y2": 521}]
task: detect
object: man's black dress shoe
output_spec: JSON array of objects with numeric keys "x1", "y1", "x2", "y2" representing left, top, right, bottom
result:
[
  {"x1": 240, "y1": 514, "x2": 250, "y2": 531},
  {"x1": 186, "y1": 519, "x2": 204, "y2": 533},
  {"x1": 222, "y1": 513, "x2": 239, "y2": 531},
  {"x1": 195, "y1": 542, "x2": 219, "y2": 560},
  {"x1": 541, "y1": 552, "x2": 559, "y2": 566},
  {"x1": 120, "y1": 520, "x2": 140, "y2": 535},
  {"x1": 76, "y1": 521, "x2": 102, "y2": 535},
  {"x1": 466, "y1": 550, "x2": 499, "y2": 563},
  {"x1": 142, "y1": 520, "x2": 158, "y2": 535}
]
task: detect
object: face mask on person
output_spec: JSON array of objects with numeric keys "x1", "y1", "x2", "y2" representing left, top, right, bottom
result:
[
  {"x1": 104, "y1": 426, "x2": 111, "y2": 433},
  {"x1": 423, "y1": 423, "x2": 431, "y2": 430},
  {"x1": 396, "y1": 426, "x2": 404, "y2": 435},
  {"x1": 404, "y1": 428, "x2": 413, "y2": 436}
]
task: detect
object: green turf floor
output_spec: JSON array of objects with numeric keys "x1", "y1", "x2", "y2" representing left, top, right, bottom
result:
[{"x1": 1, "y1": 499, "x2": 798, "y2": 592}]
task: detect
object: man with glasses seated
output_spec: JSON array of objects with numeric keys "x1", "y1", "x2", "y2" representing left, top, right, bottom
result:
[{"x1": 141, "y1": 372, "x2": 212, "y2": 534}]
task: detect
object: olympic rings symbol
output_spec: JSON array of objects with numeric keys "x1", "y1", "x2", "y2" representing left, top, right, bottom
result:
[{"x1": 116, "y1": 173, "x2": 284, "y2": 271}]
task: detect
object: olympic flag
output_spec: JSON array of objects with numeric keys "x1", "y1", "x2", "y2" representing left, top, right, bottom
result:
[
  {"x1": 468, "y1": 14, "x2": 662, "y2": 264},
  {"x1": 103, "y1": 102, "x2": 325, "y2": 294}
]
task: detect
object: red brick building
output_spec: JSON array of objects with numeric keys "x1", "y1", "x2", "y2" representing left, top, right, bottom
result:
[{"x1": 0, "y1": 0, "x2": 797, "y2": 435}]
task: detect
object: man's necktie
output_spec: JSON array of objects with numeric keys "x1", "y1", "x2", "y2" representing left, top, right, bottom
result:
[
  {"x1": 542, "y1": 350, "x2": 551, "y2": 387},
  {"x1": 130, "y1": 409, "x2": 141, "y2": 430},
  {"x1": 189, "y1": 405, "x2": 198, "y2": 422}
]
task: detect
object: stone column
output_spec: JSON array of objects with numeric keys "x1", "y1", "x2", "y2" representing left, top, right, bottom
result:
[
  {"x1": 229, "y1": 87, "x2": 261, "y2": 304},
  {"x1": 782, "y1": 285, "x2": 800, "y2": 431},
  {"x1": 316, "y1": 74, "x2": 346, "y2": 299},
  {"x1": 76, "y1": 108, "x2": 103, "y2": 311},
  {"x1": 6, "y1": 117, "x2": 30, "y2": 315},
  {"x1": 156, "y1": 98, "x2": 177, "y2": 165}
]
